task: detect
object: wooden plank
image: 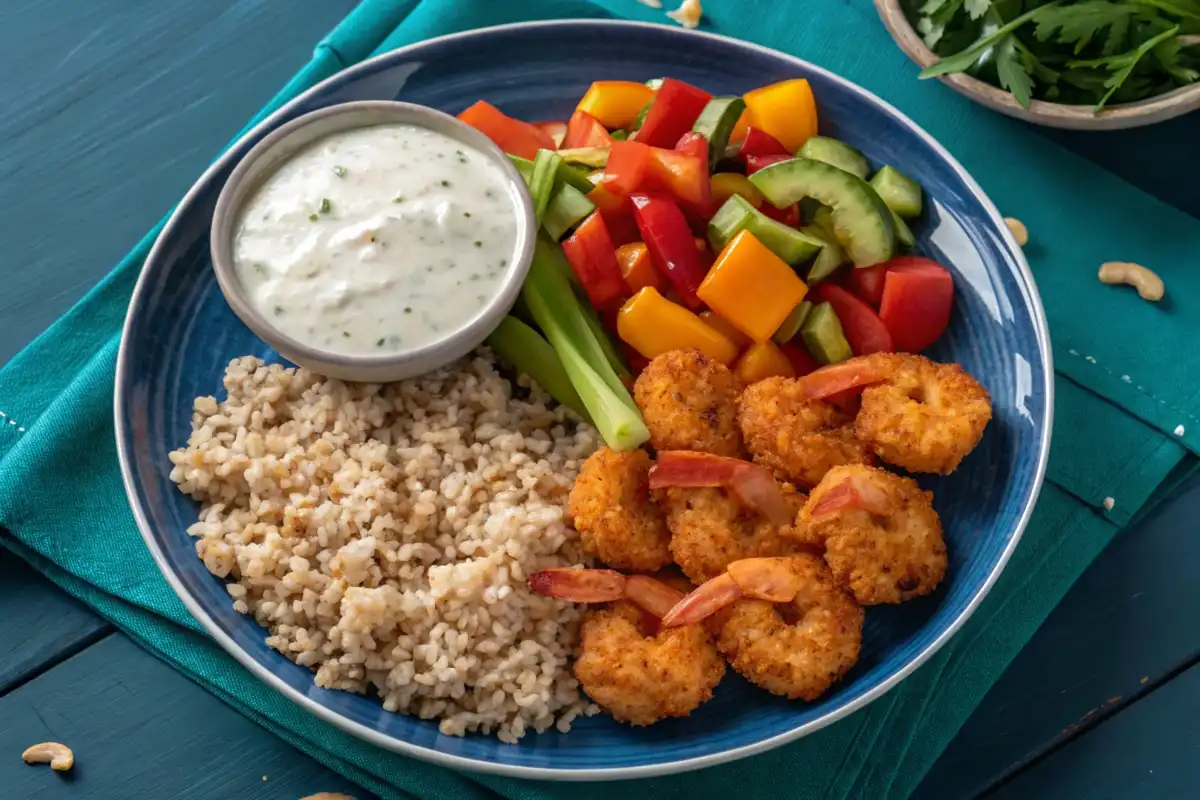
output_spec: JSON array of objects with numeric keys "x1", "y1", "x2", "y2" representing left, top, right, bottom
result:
[
  {"x1": 0, "y1": 633, "x2": 375, "y2": 799},
  {"x1": 915, "y1": 467, "x2": 1200, "y2": 799},
  {"x1": 0, "y1": 549, "x2": 110, "y2": 693},
  {"x1": 988, "y1": 660, "x2": 1200, "y2": 799},
  {"x1": 0, "y1": 0, "x2": 358, "y2": 366}
]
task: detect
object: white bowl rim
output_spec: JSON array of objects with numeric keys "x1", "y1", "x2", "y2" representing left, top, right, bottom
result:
[{"x1": 114, "y1": 18, "x2": 1055, "y2": 782}]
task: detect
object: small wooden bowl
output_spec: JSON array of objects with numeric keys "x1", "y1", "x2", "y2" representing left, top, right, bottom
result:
[{"x1": 875, "y1": 0, "x2": 1200, "y2": 130}]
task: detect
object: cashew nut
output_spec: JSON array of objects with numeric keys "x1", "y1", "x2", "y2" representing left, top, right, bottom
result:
[
  {"x1": 1004, "y1": 217, "x2": 1028, "y2": 247},
  {"x1": 299, "y1": 794, "x2": 356, "y2": 800},
  {"x1": 22, "y1": 742, "x2": 74, "y2": 772},
  {"x1": 1098, "y1": 261, "x2": 1164, "y2": 302}
]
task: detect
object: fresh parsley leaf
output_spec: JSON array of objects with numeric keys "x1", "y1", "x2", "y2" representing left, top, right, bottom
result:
[
  {"x1": 1067, "y1": 25, "x2": 1181, "y2": 109},
  {"x1": 997, "y1": 35, "x2": 1036, "y2": 106},
  {"x1": 1128, "y1": 0, "x2": 1200, "y2": 19},
  {"x1": 965, "y1": 0, "x2": 992, "y2": 20},
  {"x1": 1154, "y1": 33, "x2": 1200, "y2": 80},
  {"x1": 1103, "y1": 13, "x2": 1132, "y2": 54},
  {"x1": 921, "y1": 3, "x2": 1056, "y2": 78},
  {"x1": 1034, "y1": 2, "x2": 1138, "y2": 54},
  {"x1": 1016, "y1": 37, "x2": 1062, "y2": 83}
]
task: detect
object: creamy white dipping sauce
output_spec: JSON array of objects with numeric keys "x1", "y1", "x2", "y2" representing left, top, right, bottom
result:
[{"x1": 232, "y1": 123, "x2": 519, "y2": 356}]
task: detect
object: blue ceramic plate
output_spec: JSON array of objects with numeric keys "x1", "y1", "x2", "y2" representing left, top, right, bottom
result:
[{"x1": 115, "y1": 20, "x2": 1053, "y2": 781}]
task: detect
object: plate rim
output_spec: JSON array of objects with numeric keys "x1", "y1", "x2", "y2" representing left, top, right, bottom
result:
[{"x1": 114, "y1": 18, "x2": 1055, "y2": 782}]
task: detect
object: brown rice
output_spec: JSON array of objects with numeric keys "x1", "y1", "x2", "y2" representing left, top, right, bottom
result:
[{"x1": 168, "y1": 352, "x2": 600, "y2": 741}]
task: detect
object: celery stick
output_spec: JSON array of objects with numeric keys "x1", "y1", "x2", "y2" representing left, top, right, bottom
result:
[
  {"x1": 530, "y1": 149, "x2": 562, "y2": 224},
  {"x1": 487, "y1": 316, "x2": 590, "y2": 421},
  {"x1": 543, "y1": 184, "x2": 595, "y2": 241},
  {"x1": 522, "y1": 241, "x2": 649, "y2": 450}
]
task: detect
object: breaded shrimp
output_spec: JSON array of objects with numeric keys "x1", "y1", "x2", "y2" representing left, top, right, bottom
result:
[
  {"x1": 855, "y1": 354, "x2": 991, "y2": 474},
  {"x1": 661, "y1": 555, "x2": 863, "y2": 701},
  {"x1": 633, "y1": 349, "x2": 743, "y2": 457},
  {"x1": 528, "y1": 568, "x2": 725, "y2": 725},
  {"x1": 739, "y1": 377, "x2": 875, "y2": 487},
  {"x1": 569, "y1": 448, "x2": 672, "y2": 573},
  {"x1": 658, "y1": 483, "x2": 808, "y2": 584},
  {"x1": 799, "y1": 354, "x2": 991, "y2": 474},
  {"x1": 797, "y1": 464, "x2": 947, "y2": 605}
]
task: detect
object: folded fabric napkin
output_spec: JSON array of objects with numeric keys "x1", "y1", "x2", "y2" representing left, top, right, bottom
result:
[{"x1": 3, "y1": 1, "x2": 1198, "y2": 798}]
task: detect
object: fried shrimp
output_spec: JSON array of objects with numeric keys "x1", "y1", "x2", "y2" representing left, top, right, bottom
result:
[
  {"x1": 801, "y1": 354, "x2": 991, "y2": 474},
  {"x1": 528, "y1": 568, "x2": 725, "y2": 725},
  {"x1": 798, "y1": 464, "x2": 947, "y2": 605},
  {"x1": 739, "y1": 377, "x2": 875, "y2": 487},
  {"x1": 661, "y1": 556, "x2": 863, "y2": 701},
  {"x1": 569, "y1": 448, "x2": 673, "y2": 573},
  {"x1": 633, "y1": 349, "x2": 743, "y2": 457}
]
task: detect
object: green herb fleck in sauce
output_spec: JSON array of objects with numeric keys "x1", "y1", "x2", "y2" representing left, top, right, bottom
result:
[
  {"x1": 473, "y1": 241, "x2": 482, "y2": 248},
  {"x1": 319, "y1": 198, "x2": 331, "y2": 214},
  {"x1": 332, "y1": 165, "x2": 347, "y2": 178},
  {"x1": 309, "y1": 213, "x2": 319, "y2": 222}
]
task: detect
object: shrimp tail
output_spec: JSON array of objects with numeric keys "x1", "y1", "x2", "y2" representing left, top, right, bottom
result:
[
  {"x1": 528, "y1": 568, "x2": 626, "y2": 602},
  {"x1": 623, "y1": 575, "x2": 686, "y2": 619},
  {"x1": 809, "y1": 473, "x2": 892, "y2": 518},
  {"x1": 650, "y1": 451, "x2": 795, "y2": 527},
  {"x1": 661, "y1": 573, "x2": 743, "y2": 628},
  {"x1": 727, "y1": 557, "x2": 803, "y2": 603}
]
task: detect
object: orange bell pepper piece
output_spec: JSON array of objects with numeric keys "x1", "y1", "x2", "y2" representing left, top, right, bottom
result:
[
  {"x1": 615, "y1": 243, "x2": 662, "y2": 292},
  {"x1": 735, "y1": 341, "x2": 796, "y2": 384},
  {"x1": 743, "y1": 79, "x2": 819, "y2": 153},
  {"x1": 698, "y1": 230, "x2": 809, "y2": 343},
  {"x1": 699, "y1": 310, "x2": 752, "y2": 349},
  {"x1": 576, "y1": 81, "x2": 657, "y2": 130},
  {"x1": 617, "y1": 287, "x2": 739, "y2": 365},
  {"x1": 710, "y1": 173, "x2": 764, "y2": 209}
]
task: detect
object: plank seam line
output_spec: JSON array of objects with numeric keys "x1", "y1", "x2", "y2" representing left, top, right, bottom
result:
[
  {"x1": 0, "y1": 627, "x2": 115, "y2": 700},
  {"x1": 977, "y1": 647, "x2": 1200, "y2": 798}
]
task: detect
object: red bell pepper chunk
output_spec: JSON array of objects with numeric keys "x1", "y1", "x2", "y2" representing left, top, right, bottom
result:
[
  {"x1": 630, "y1": 193, "x2": 708, "y2": 310},
  {"x1": 746, "y1": 154, "x2": 793, "y2": 175},
  {"x1": 457, "y1": 101, "x2": 555, "y2": 160},
  {"x1": 561, "y1": 212, "x2": 628, "y2": 311},
  {"x1": 533, "y1": 120, "x2": 567, "y2": 147},
  {"x1": 604, "y1": 141, "x2": 708, "y2": 206},
  {"x1": 878, "y1": 258, "x2": 955, "y2": 353},
  {"x1": 846, "y1": 264, "x2": 889, "y2": 308},
  {"x1": 760, "y1": 201, "x2": 800, "y2": 227},
  {"x1": 810, "y1": 284, "x2": 895, "y2": 356},
  {"x1": 740, "y1": 127, "x2": 790, "y2": 161},
  {"x1": 562, "y1": 110, "x2": 613, "y2": 149},
  {"x1": 635, "y1": 78, "x2": 712, "y2": 148},
  {"x1": 675, "y1": 131, "x2": 708, "y2": 160},
  {"x1": 779, "y1": 342, "x2": 819, "y2": 376}
]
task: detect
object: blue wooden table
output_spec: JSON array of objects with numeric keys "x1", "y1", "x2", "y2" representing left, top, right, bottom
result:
[{"x1": 2, "y1": 2, "x2": 1198, "y2": 798}]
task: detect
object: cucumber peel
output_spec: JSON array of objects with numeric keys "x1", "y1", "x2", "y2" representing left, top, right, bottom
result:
[
  {"x1": 750, "y1": 158, "x2": 895, "y2": 267},
  {"x1": 692, "y1": 96, "x2": 747, "y2": 172},
  {"x1": 708, "y1": 195, "x2": 824, "y2": 264},
  {"x1": 870, "y1": 165, "x2": 923, "y2": 218},
  {"x1": 797, "y1": 136, "x2": 870, "y2": 179}
]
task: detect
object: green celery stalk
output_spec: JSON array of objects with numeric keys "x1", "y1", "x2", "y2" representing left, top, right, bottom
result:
[
  {"x1": 543, "y1": 183, "x2": 595, "y2": 241},
  {"x1": 529, "y1": 149, "x2": 562, "y2": 224},
  {"x1": 522, "y1": 240, "x2": 649, "y2": 450},
  {"x1": 487, "y1": 316, "x2": 590, "y2": 422}
]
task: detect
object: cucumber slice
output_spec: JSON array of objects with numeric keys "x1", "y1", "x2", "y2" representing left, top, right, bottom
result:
[
  {"x1": 801, "y1": 226, "x2": 847, "y2": 285},
  {"x1": 891, "y1": 209, "x2": 916, "y2": 249},
  {"x1": 557, "y1": 147, "x2": 610, "y2": 169},
  {"x1": 543, "y1": 184, "x2": 596, "y2": 241},
  {"x1": 870, "y1": 165, "x2": 923, "y2": 218},
  {"x1": 692, "y1": 96, "x2": 747, "y2": 172},
  {"x1": 645, "y1": 78, "x2": 665, "y2": 90},
  {"x1": 773, "y1": 300, "x2": 813, "y2": 344},
  {"x1": 610, "y1": 129, "x2": 629, "y2": 141},
  {"x1": 811, "y1": 205, "x2": 834, "y2": 238},
  {"x1": 707, "y1": 195, "x2": 824, "y2": 265},
  {"x1": 750, "y1": 158, "x2": 896, "y2": 267},
  {"x1": 801, "y1": 302, "x2": 853, "y2": 364},
  {"x1": 633, "y1": 99, "x2": 653, "y2": 131},
  {"x1": 797, "y1": 136, "x2": 870, "y2": 180},
  {"x1": 530, "y1": 149, "x2": 562, "y2": 224}
]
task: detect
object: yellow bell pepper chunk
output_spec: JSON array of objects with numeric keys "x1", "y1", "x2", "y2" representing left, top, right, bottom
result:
[
  {"x1": 735, "y1": 341, "x2": 795, "y2": 384},
  {"x1": 698, "y1": 229, "x2": 809, "y2": 343},
  {"x1": 618, "y1": 287, "x2": 739, "y2": 365},
  {"x1": 710, "y1": 173, "x2": 764, "y2": 209},
  {"x1": 743, "y1": 79, "x2": 819, "y2": 153},
  {"x1": 728, "y1": 107, "x2": 751, "y2": 144},
  {"x1": 576, "y1": 81, "x2": 657, "y2": 130},
  {"x1": 699, "y1": 310, "x2": 752, "y2": 349}
]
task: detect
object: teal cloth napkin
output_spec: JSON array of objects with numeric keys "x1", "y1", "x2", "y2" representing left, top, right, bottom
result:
[{"x1": 3, "y1": 1, "x2": 1199, "y2": 798}]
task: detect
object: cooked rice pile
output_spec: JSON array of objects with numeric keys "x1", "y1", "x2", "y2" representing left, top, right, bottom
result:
[{"x1": 168, "y1": 353, "x2": 601, "y2": 741}]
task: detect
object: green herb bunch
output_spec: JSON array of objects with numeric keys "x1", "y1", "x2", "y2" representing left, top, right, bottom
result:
[{"x1": 907, "y1": 0, "x2": 1200, "y2": 110}]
